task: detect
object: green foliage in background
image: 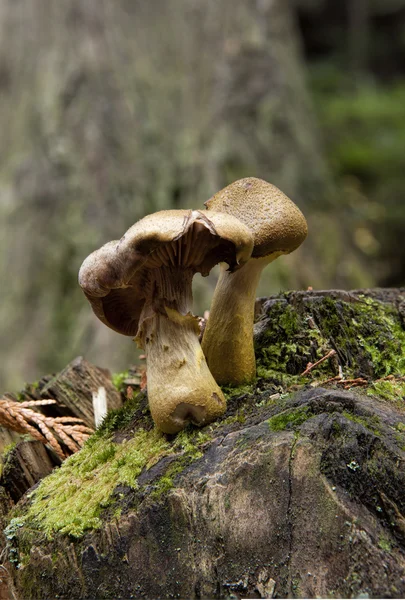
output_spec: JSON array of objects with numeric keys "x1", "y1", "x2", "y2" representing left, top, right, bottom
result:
[{"x1": 309, "y1": 64, "x2": 405, "y2": 285}]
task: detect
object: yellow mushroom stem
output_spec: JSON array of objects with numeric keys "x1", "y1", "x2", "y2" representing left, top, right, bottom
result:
[
  {"x1": 202, "y1": 253, "x2": 282, "y2": 386},
  {"x1": 137, "y1": 266, "x2": 226, "y2": 434}
]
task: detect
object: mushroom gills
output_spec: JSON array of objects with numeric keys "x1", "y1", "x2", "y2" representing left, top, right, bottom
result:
[
  {"x1": 144, "y1": 221, "x2": 232, "y2": 271},
  {"x1": 78, "y1": 208, "x2": 254, "y2": 432}
]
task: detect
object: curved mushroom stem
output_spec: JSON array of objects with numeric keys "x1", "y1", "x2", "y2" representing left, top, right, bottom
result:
[
  {"x1": 202, "y1": 254, "x2": 281, "y2": 386},
  {"x1": 138, "y1": 267, "x2": 226, "y2": 434}
]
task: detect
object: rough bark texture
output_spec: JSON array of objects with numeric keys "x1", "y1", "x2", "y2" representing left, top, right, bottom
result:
[
  {"x1": 4, "y1": 289, "x2": 405, "y2": 599},
  {"x1": 0, "y1": 441, "x2": 58, "y2": 504},
  {"x1": 39, "y1": 356, "x2": 122, "y2": 428},
  {"x1": 0, "y1": 489, "x2": 13, "y2": 600}
]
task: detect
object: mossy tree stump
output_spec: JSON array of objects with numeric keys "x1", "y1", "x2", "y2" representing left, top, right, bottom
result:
[{"x1": 4, "y1": 289, "x2": 405, "y2": 599}]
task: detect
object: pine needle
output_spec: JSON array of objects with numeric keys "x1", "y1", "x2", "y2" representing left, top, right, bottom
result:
[{"x1": 0, "y1": 397, "x2": 94, "y2": 460}]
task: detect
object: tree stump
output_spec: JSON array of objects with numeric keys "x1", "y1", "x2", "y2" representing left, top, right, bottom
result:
[{"x1": 4, "y1": 289, "x2": 405, "y2": 599}]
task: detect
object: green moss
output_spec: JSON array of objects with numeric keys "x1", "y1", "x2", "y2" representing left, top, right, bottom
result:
[
  {"x1": 341, "y1": 411, "x2": 382, "y2": 436},
  {"x1": 2, "y1": 442, "x2": 18, "y2": 460},
  {"x1": 0, "y1": 441, "x2": 19, "y2": 477},
  {"x1": 378, "y1": 535, "x2": 392, "y2": 553},
  {"x1": 172, "y1": 428, "x2": 211, "y2": 457},
  {"x1": 113, "y1": 507, "x2": 122, "y2": 520},
  {"x1": 221, "y1": 383, "x2": 256, "y2": 399},
  {"x1": 95, "y1": 393, "x2": 143, "y2": 436},
  {"x1": 112, "y1": 370, "x2": 129, "y2": 392},
  {"x1": 367, "y1": 379, "x2": 405, "y2": 408},
  {"x1": 4, "y1": 517, "x2": 25, "y2": 565},
  {"x1": 151, "y1": 459, "x2": 187, "y2": 499},
  {"x1": 256, "y1": 301, "x2": 332, "y2": 386},
  {"x1": 256, "y1": 367, "x2": 303, "y2": 388},
  {"x1": 278, "y1": 305, "x2": 300, "y2": 336},
  {"x1": 9, "y1": 416, "x2": 212, "y2": 544},
  {"x1": 17, "y1": 428, "x2": 170, "y2": 539},
  {"x1": 220, "y1": 412, "x2": 247, "y2": 426},
  {"x1": 318, "y1": 297, "x2": 405, "y2": 378},
  {"x1": 255, "y1": 295, "x2": 405, "y2": 388},
  {"x1": 267, "y1": 406, "x2": 312, "y2": 432}
]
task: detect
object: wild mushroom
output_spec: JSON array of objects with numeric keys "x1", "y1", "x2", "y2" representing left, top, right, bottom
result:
[
  {"x1": 202, "y1": 177, "x2": 308, "y2": 385},
  {"x1": 79, "y1": 209, "x2": 253, "y2": 433}
]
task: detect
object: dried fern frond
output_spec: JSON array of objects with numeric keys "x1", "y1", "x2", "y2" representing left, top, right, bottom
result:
[{"x1": 0, "y1": 397, "x2": 94, "y2": 460}]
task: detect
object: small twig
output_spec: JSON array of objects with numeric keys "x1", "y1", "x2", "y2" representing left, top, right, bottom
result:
[
  {"x1": 374, "y1": 374, "x2": 405, "y2": 383},
  {"x1": 301, "y1": 350, "x2": 337, "y2": 377},
  {"x1": 336, "y1": 377, "x2": 368, "y2": 390},
  {"x1": 315, "y1": 374, "x2": 343, "y2": 387}
]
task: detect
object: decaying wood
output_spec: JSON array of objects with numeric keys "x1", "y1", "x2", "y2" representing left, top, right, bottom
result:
[
  {"x1": 4, "y1": 289, "x2": 405, "y2": 600},
  {"x1": 0, "y1": 429, "x2": 21, "y2": 457},
  {"x1": 0, "y1": 441, "x2": 57, "y2": 503},
  {"x1": 0, "y1": 488, "x2": 13, "y2": 600},
  {"x1": 40, "y1": 356, "x2": 122, "y2": 428},
  {"x1": 7, "y1": 386, "x2": 405, "y2": 600}
]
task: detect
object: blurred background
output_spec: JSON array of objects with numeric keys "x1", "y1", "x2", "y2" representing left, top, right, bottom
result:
[{"x1": 1, "y1": 0, "x2": 405, "y2": 391}]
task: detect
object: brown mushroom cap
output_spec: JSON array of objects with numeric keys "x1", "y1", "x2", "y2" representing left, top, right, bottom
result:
[
  {"x1": 205, "y1": 177, "x2": 308, "y2": 258},
  {"x1": 78, "y1": 209, "x2": 253, "y2": 337}
]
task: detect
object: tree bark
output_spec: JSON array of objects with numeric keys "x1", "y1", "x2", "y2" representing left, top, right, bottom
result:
[{"x1": 0, "y1": 441, "x2": 57, "y2": 503}]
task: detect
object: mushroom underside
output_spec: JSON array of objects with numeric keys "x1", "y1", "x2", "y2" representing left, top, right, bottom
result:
[{"x1": 79, "y1": 211, "x2": 255, "y2": 433}]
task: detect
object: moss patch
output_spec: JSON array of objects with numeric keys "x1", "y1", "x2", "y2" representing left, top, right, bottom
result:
[
  {"x1": 341, "y1": 411, "x2": 382, "y2": 436},
  {"x1": 267, "y1": 406, "x2": 313, "y2": 432},
  {"x1": 221, "y1": 382, "x2": 256, "y2": 399},
  {"x1": 111, "y1": 370, "x2": 129, "y2": 393},
  {"x1": 255, "y1": 295, "x2": 405, "y2": 389},
  {"x1": 1, "y1": 442, "x2": 18, "y2": 461},
  {"x1": 8, "y1": 401, "x2": 212, "y2": 541},
  {"x1": 96, "y1": 392, "x2": 146, "y2": 436},
  {"x1": 378, "y1": 535, "x2": 393, "y2": 553},
  {"x1": 367, "y1": 379, "x2": 405, "y2": 408},
  {"x1": 0, "y1": 441, "x2": 22, "y2": 478},
  {"x1": 18, "y1": 428, "x2": 169, "y2": 538}
]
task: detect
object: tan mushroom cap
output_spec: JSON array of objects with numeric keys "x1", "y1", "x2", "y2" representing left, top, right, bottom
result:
[
  {"x1": 205, "y1": 177, "x2": 308, "y2": 258},
  {"x1": 78, "y1": 209, "x2": 253, "y2": 337}
]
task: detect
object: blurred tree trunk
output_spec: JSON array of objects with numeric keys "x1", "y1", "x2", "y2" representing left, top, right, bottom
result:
[{"x1": 0, "y1": 0, "x2": 335, "y2": 391}]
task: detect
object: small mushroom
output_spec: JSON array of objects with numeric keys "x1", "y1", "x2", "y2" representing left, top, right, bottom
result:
[
  {"x1": 202, "y1": 177, "x2": 308, "y2": 385},
  {"x1": 79, "y1": 209, "x2": 253, "y2": 433}
]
